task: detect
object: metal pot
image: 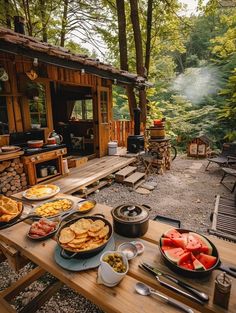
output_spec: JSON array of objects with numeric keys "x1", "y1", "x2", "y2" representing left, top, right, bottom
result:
[
  {"x1": 111, "y1": 204, "x2": 151, "y2": 238},
  {"x1": 27, "y1": 140, "x2": 44, "y2": 148}
]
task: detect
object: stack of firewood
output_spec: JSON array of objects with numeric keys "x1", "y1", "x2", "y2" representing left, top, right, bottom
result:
[
  {"x1": 0, "y1": 158, "x2": 27, "y2": 196},
  {"x1": 149, "y1": 140, "x2": 171, "y2": 174}
]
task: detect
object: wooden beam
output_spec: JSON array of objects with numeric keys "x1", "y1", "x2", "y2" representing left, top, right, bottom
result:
[
  {"x1": 19, "y1": 280, "x2": 62, "y2": 313},
  {"x1": 1, "y1": 267, "x2": 46, "y2": 302},
  {"x1": 0, "y1": 298, "x2": 16, "y2": 313},
  {"x1": 0, "y1": 42, "x2": 137, "y2": 86}
]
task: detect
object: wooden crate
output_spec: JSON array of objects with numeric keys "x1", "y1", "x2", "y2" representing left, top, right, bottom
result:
[{"x1": 67, "y1": 157, "x2": 88, "y2": 168}]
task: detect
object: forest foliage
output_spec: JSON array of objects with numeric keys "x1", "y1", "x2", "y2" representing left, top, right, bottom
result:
[{"x1": 0, "y1": 0, "x2": 235, "y2": 148}]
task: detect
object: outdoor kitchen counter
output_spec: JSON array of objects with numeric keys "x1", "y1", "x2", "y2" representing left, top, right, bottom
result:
[{"x1": 0, "y1": 194, "x2": 236, "y2": 313}]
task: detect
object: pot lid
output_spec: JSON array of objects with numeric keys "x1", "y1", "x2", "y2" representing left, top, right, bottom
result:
[{"x1": 112, "y1": 204, "x2": 149, "y2": 223}]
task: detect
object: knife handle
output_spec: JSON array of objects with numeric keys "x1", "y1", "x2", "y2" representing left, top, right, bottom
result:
[
  {"x1": 164, "y1": 274, "x2": 209, "y2": 302},
  {"x1": 156, "y1": 276, "x2": 204, "y2": 305},
  {"x1": 167, "y1": 297, "x2": 194, "y2": 313}
]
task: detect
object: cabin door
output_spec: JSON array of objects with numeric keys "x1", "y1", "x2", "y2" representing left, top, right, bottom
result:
[{"x1": 97, "y1": 86, "x2": 111, "y2": 157}]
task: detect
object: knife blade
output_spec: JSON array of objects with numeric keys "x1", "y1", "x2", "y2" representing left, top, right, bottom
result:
[
  {"x1": 139, "y1": 264, "x2": 204, "y2": 305},
  {"x1": 142, "y1": 263, "x2": 209, "y2": 302}
]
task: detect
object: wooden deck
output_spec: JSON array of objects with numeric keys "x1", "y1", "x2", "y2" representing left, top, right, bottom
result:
[{"x1": 53, "y1": 155, "x2": 136, "y2": 194}]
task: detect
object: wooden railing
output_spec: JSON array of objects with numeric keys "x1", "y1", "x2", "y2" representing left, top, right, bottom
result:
[{"x1": 111, "y1": 120, "x2": 144, "y2": 147}]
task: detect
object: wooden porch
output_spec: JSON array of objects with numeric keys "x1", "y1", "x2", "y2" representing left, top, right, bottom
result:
[{"x1": 53, "y1": 154, "x2": 136, "y2": 195}]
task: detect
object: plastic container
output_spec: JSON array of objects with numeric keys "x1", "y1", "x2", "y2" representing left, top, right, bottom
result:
[
  {"x1": 108, "y1": 141, "x2": 118, "y2": 155},
  {"x1": 62, "y1": 158, "x2": 69, "y2": 174}
]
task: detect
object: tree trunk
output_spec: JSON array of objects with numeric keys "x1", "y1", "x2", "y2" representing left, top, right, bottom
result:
[
  {"x1": 60, "y1": 0, "x2": 69, "y2": 47},
  {"x1": 129, "y1": 0, "x2": 147, "y2": 123},
  {"x1": 4, "y1": 0, "x2": 11, "y2": 28},
  {"x1": 23, "y1": 0, "x2": 33, "y2": 36},
  {"x1": 145, "y1": 0, "x2": 153, "y2": 77},
  {"x1": 39, "y1": 0, "x2": 48, "y2": 42},
  {"x1": 116, "y1": 0, "x2": 136, "y2": 118}
]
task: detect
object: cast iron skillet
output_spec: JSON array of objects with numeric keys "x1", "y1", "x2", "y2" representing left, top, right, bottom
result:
[
  {"x1": 159, "y1": 229, "x2": 236, "y2": 278},
  {"x1": 56, "y1": 214, "x2": 113, "y2": 259},
  {"x1": 0, "y1": 205, "x2": 25, "y2": 228}
]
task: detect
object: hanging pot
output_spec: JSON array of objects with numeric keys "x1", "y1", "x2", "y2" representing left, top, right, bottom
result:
[{"x1": 111, "y1": 204, "x2": 151, "y2": 238}]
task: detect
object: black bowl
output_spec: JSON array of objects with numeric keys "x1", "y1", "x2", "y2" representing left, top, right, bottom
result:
[{"x1": 159, "y1": 228, "x2": 220, "y2": 278}]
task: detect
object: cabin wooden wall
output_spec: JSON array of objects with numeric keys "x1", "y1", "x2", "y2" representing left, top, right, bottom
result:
[{"x1": 0, "y1": 52, "x2": 113, "y2": 155}]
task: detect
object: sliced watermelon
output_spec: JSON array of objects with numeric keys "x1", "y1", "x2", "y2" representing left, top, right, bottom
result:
[
  {"x1": 186, "y1": 234, "x2": 201, "y2": 252},
  {"x1": 160, "y1": 238, "x2": 174, "y2": 246},
  {"x1": 164, "y1": 247, "x2": 185, "y2": 263},
  {"x1": 178, "y1": 252, "x2": 191, "y2": 265},
  {"x1": 196, "y1": 253, "x2": 217, "y2": 269},
  {"x1": 172, "y1": 237, "x2": 187, "y2": 249},
  {"x1": 179, "y1": 261, "x2": 194, "y2": 271},
  {"x1": 164, "y1": 229, "x2": 182, "y2": 240},
  {"x1": 162, "y1": 245, "x2": 176, "y2": 251},
  {"x1": 190, "y1": 232, "x2": 213, "y2": 255},
  {"x1": 191, "y1": 253, "x2": 206, "y2": 270}
]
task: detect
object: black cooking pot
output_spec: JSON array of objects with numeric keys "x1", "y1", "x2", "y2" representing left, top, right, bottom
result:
[
  {"x1": 111, "y1": 204, "x2": 151, "y2": 238},
  {"x1": 159, "y1": 229, "x2": 236, "y2": 278},
  {"x1": 56, "y1": 214, "x2": 113, "y2": 259}
]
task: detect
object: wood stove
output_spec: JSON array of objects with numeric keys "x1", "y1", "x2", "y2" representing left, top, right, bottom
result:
[{"x1": 127, "y1": 108, "x2": 144, "y2": 153}]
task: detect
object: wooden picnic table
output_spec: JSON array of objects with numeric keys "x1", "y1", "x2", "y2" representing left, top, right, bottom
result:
[{"x1": 1, "y1": 192, "x2": 236, "y2": 313}]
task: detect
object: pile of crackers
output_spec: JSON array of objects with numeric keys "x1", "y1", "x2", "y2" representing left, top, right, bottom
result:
[
  {"x1": 59, "y1": 218, "x2": 110, "y2": 252},
  {"x1": 0, "y1": 195, "x2": 22, "y2": 222}
]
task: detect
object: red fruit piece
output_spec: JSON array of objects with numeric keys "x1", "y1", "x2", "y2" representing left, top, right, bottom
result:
[
  {"x1": 164, "y1": 247, "x2": 185, "y2": 263},
  {"x1": 164, "y1": 229, "x2": 182, "y2": 240},
  {"x1": 196, "y1": 253, "x2": 217, "y2": 269}
]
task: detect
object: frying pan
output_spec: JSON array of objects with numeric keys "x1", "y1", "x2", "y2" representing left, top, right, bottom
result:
[
  {"x1": 0, "y1": 205, "x2": 25, "y2": 228},
  {"x1": 159, "y1": 229, "x2": 236, "y2": 278},
  {"x1": 56, "y1": 214, "x2": 113, "y2": 259}
]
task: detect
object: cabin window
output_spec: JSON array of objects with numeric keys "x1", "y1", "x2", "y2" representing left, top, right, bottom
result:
[
  {"x1": 71, "y1": 99, "x2": 93, "y2": 120},
  {"x1": 28, "y1": 83, "x2": 47, "y2": 127},
  {"x1": 100, "y1": 91, "x2": 108, "y2": 123},
  {"x1": 0, "y1": 96, "x2": 9, "y2": 134}
]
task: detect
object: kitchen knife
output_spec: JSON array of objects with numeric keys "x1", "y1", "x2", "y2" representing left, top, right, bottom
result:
[
  {"x1": 139, "y1": 264, "x2": 204, "y2": 305},
  {"x1": 142, "y1": 262, "x2": 209, "y2": 302}
]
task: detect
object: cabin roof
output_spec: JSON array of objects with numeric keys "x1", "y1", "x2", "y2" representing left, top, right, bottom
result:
[{"x1": 0, "y1": 27, "x2": 151, "y2": 87}]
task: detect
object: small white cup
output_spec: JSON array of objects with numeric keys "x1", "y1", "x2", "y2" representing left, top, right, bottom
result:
[{"x1": 99, "y1": 251, "x2": 129, "y2": 286}]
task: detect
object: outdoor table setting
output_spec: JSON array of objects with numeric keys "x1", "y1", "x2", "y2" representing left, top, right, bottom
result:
[{"x1": 0, "y1": 185, "x2": 236, "y2": 313}]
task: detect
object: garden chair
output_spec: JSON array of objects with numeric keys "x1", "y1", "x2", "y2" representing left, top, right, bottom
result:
[
  {"x1": 205, "y1": 143, "x2": 236, "y2": 170},
  {"x1": 220, "y1": 156, "x2": 236, "y2": 192}
]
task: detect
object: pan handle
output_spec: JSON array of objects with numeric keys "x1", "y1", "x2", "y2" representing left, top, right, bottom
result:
[
  {"x1": 60, "y1": 248, "x2": 77, "y2": 259},
  {"x1": 0, "y1": 214, "x2": 41, "y2": 229},
  {"x1": 141, "y1": 204, "x2": 152, "y2": 211},
  {"x1": 218, "y1": 264, "x2": 236, "y2": 278},
  {"x1": 93, "y1": 213, "x2": 105, "y2": 218}
]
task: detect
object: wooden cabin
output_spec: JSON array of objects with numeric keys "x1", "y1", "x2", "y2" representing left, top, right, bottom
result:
[
  {"x1": 0, "y1": 27, "x2": 147, "y2": 158},
  {"x1": 0, "y1": 27, "x2": 148, "y2": 192}
]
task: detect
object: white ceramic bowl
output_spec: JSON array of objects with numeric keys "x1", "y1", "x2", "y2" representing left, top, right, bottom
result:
[{"x1": 99, "y1": 251, "x2": 129, "y2": 286}]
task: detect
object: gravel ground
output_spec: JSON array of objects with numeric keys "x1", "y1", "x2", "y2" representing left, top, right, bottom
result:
[{"x1": 0, "y1": 155, "x2": 231, "y2": 312}]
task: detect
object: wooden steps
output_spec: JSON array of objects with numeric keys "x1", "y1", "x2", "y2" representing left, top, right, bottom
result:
[
  {"x1": 123, "y1": 172, "x2": 146, "y2": 189},
  {"x1": 115, "y1": 166, "x2": 137, "y2": 183}
]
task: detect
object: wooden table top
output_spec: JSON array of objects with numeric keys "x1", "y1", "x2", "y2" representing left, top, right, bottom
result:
[{"x1": 1, "y1": 193, "x2": 236, "y2": 313}]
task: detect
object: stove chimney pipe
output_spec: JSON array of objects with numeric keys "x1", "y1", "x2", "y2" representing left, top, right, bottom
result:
[
  {"x1": 14, "y1": 16, "x2": 25, "y2": 35},
  {"x1": 133, "y1": 108, "x2": 141, "y2": 136}
]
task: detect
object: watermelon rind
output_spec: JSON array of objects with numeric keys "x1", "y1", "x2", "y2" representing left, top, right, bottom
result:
[
  {"x1": 192, "y1": 258, "x2": 206, "y2": 271},
  {"x1": 164, "y1": 228, "x2": 182, "y2": 239},
  {"x1": 164, "y1": 247, "x2": 185, "y2": 263},
  {"x1": 189, "y1": 232, "x2": 213, "y2": 255}
]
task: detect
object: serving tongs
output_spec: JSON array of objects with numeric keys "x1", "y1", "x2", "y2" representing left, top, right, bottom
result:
[{"x1": 139, "y1": 263, "x2": 208, "y2": 305}]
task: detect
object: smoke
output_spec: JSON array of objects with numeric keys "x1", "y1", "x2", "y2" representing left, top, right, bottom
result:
[{"x1": 172, "y1": 67, "x2": 221, "y2": 104}]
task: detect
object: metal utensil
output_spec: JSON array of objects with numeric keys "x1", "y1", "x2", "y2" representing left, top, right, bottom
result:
[
  {"x1": 142, "y1": 263, "x2": 209, "y2": 302},
  {"x1": 135, "y1": 282, "x2": 194, "y2": 313},
  {"x1": 139, "y1": 264, "x2": 204, "y2": 305}
]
